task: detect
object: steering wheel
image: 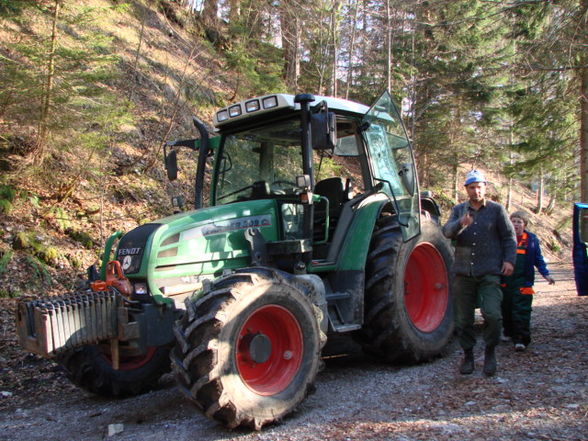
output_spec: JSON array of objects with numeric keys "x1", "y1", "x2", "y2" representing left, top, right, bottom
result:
[
  {"x1": 270, "y1": 180, "x2": 298, "y2": 195},
  {"x1": 217, "y1": 184, "x2": 253, "y2": 201},
  {"x1": 271, "y1": 180, "x2": 297, "y2": 187}
]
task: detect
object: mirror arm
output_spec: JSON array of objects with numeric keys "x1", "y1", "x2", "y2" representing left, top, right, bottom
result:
[
  {"x1": 192, "y1": 117, "x2": 210, "y2": 209},
  {"x1": 294, "y1": 94, "x2": 316, "y2": 239}
]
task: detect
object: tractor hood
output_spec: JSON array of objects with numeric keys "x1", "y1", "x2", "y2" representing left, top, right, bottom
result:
[{"x1": 116, "y1": 199, "x2": 280, "y2": 302}]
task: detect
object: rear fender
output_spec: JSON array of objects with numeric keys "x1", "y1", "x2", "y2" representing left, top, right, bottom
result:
[
  {"x1": 335, "y1": 193, "x2": 390, "y2": 271},
  {"x1": 420, "y1": 193, "x2": 441, "y2": 222},
  {"x1": 310, "y1": 192, "x2": 389, "y2": 331}
]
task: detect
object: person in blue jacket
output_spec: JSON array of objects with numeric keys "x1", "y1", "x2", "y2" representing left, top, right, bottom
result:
[{"x1": 501, "y1": 210, "x2": 555, "y2": 351}]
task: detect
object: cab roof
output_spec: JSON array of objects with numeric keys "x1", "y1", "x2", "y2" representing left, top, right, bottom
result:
[{"x1": 212, "y1": 94, "x2": 370, "y2": 129}]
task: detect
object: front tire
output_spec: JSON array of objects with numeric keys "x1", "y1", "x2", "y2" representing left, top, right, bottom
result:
[
  {"x1": 56, "y1": 343, "x2": 171, "y2": 397},
  {"x1": 171, "y1": 268, "x2": 323, "y2": 430},
  {"x1": 360, "y1": 216, "x2": 454, "y2": 363}
]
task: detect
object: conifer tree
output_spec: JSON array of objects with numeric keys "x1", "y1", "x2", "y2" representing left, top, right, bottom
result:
[
  {"x1": 502, "y1": 0, "x2": 581, "y2": 207},
  {"x1": 1, "y1": 1, "x2": 132, "y2": 200},
  {"x1": 408, "y1": 0, "x2": 511, "y2": 195}
]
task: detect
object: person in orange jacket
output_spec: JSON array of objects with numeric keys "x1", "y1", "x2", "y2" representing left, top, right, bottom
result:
[{"x1": 501, "y1": 211, "x2": 555, "y2": 351}]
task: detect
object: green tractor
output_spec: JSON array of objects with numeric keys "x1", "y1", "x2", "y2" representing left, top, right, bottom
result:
[{"x1": 17, "y1": 91, "x2": 454, "y2": 429}]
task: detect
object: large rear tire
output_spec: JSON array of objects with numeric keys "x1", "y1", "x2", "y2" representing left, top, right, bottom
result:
[
  {"x1": 360, "y1": 216, "x2": 454, "y2": 363},
  {"x1": 56, "y1": 343, "x2": 171, "y2": 397},
  {"x1": 171, "y1": 268, "x2": 324, "y2": 430}
]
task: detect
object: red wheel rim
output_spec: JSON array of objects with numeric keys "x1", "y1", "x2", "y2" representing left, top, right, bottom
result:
[
  {"x1": 236, "y1": 305, "x2": 303, "y2": 396},
  {"x1": 103, "y1": 346, "x2": 157, "y2": 371},
  {"x1": 404, "y1": 242, "x2": 449, "y2": 332}
]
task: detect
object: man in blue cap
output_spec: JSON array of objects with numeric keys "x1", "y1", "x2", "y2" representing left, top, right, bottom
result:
[{"x1": 442, "y1": 170, "x2": 516, "y2": 376}]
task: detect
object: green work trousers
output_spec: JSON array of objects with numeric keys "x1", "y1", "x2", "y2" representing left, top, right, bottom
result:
[
  {"x1": 501, "y1": 284, "x2": 533, "y2": 346},
  {"x1": 454, "y1": 274, "x2": 502, "y2": 350}
]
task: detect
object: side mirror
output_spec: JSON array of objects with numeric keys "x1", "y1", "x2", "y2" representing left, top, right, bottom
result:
[
  {"x1": 171, "y1": 195, "x2": 185, "y2": 213},
  {"x1": 311, "y1": 111, "x2": 336, "y2": 150},
  {"x1": 165, "y1": 149, "x2": 178, "y2": 181}
]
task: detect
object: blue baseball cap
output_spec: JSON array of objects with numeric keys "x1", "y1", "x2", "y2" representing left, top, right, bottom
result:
[{"x1": 464, "y1": 169, "x2": 486, "y2": 186}]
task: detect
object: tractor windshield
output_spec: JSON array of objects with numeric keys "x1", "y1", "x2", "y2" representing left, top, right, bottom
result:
[{"x1": 214, "y1": 118, "x2": 304, "y2": 204}]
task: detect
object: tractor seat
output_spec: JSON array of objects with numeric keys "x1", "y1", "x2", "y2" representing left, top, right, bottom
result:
[
  {"x1": 314, "y1": 177, "x2": 351, "y2": 243},
  {"x1": 315, "y1": 177, "x2": 348, "y2": 214}
]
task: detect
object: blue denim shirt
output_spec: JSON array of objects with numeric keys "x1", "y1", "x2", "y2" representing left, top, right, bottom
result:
[{"x1": 442, "y1": 200, "x2": 516, "y2": 277}]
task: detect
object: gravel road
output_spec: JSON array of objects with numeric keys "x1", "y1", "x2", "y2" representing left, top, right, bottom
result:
[{"x1": 1, "y1": 262, "x2": 587, "y2": 441}]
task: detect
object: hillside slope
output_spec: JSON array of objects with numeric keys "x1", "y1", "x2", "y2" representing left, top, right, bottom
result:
[
  {"x1": 0, "y1": 0, "x2": 235, "y2": 297},
  {"x1": 0, "y1": 1, "x2": 573, "y2": 300}
]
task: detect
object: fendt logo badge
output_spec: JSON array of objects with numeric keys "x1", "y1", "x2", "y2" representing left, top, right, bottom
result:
[
  {"x1": 122, "y1": 255, "x2": 133, "y2": 271},
  {"x1": 118, "y1": 247, "x2": 141, "y2": 271}
]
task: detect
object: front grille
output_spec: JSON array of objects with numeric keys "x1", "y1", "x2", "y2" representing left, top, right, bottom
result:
[
  {"x1": 116, "y1": 223, "x2": 161, "y2": 274},
  {"x1": 16, "y1": 290, "x2": 121, "y2": 357}
]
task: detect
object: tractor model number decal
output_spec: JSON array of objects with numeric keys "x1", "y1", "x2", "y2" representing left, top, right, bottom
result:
[{"x1": 182, "y1": 215, "x2": 272, "y2": 240}]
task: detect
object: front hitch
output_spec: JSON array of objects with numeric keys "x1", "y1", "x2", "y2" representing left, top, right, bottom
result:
[{"x1": 16, "y1": 289, "x2": 122, "y2": 357}]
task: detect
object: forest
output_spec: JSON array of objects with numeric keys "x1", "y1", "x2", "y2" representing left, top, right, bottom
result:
[{"x1": 0, "y1": 0, "x2": 587, "y2": 292}]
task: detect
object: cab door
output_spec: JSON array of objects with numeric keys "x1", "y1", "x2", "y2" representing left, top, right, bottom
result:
[
  {"x1": 362, "y1": 91, "x2": 420, "y2": 241},
  {"x1": 573, "y1": 202, "x2": 588, "y2": 296}
]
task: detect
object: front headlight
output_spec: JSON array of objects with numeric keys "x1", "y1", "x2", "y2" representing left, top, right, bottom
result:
[
  {"x1": 133, "y1": 282, "x2": 148, "y2": 295},
  {"x1": 245, "y1": 99, "x2": 260, "y2": 112},
  {"x1": 262, "y1": 95, "x2": 278, "y2": 109},
  {"x1": 216, "y1": 109, "x2": 229, "y2": 122},
  {"x1": 229, "y1": 104, "x2": 242, "y2": 117}
]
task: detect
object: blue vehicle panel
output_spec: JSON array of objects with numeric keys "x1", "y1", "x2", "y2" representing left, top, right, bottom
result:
[{"x1": 573, "y1": 203, "x2": 588, "y2": 296}]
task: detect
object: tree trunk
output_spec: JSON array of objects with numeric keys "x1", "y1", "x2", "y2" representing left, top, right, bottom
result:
[
  {"x1": 409, "y1": 19, "x2": 416, "y2": 142},
  {"x1": 356, "y1": 5, "x2": 368, "y2": 96},
  {"x1": 280, "y1": 3, "x2": 300, "y2": 90},
  {"x1": 385, "y1": 0, "x2": 392, "y2": 92},
  {"x1": 506, "y1": 149, "x2": 514, "y2": 211},
  {"x1": 545, "y1": 193, "x2": 556, "y2": 215},
  {"x1": 129, "y1": 1, "x2": 147, "y2": 101},
  {"x1": 229, "y1": 0, "x2": 240, "y2": 25},
  {"x1": 581, "y1": 0, "x2": 588, "y2": 202},
  {"x1": 202, "y1": 0, "x2": 218, "y2": 28},
  {"x1": 344, "y1": 0, "x2": 359, "y2": 99},
  {"x1": 420, "y1": 152, "x2": 428, "y2": 188},
  {"x1": 35, "y1": 0, "x2": 61, "y2": 164},
  {"x1": 452, "y1": 157, "x2": 459, "y2": 203},
  {"x1": 536, "y1": 167, "x2": 544, "y2": 213},
  {"x1": 331, "y1": 1, "x2": 340, "y2": 97}
]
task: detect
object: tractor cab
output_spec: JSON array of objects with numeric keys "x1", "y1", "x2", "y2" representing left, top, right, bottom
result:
[{"x1": 166, "y1": 92, "x2": 420, "y2": 274}]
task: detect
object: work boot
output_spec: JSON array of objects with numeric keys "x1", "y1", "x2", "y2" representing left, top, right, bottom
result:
[
  {"x1": 459, "y1": 349, "x2": 474, "y2": 375},
  {"x1": 483, "y1": 345, "x2": 497, "y2": 376}
]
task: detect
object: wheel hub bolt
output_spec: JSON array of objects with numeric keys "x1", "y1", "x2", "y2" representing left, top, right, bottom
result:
[{"x1": 283, "y1": 350, "x2": 293, "y2": 360}]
